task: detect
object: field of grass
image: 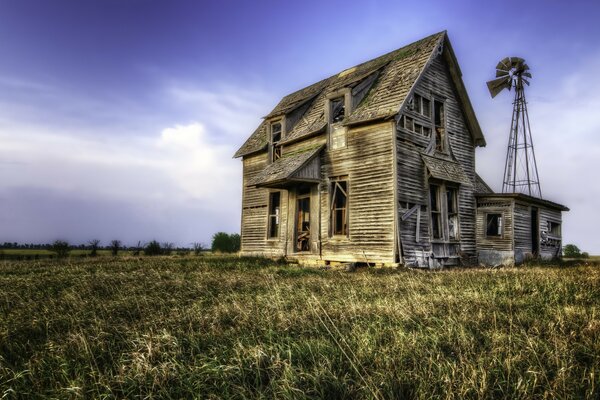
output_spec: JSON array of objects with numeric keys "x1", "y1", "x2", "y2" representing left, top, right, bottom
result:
[{"x1": 1, "y1": 257, "x2": 598, "y2": 399}]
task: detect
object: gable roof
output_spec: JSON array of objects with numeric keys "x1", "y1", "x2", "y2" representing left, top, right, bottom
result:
[{"x1": 234, "y1": 31, "x2": 485, "y2": 158}]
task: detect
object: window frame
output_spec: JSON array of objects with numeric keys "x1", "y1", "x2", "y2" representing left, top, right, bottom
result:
[
  {"x1": 429, "y1": 182, "x2": 461, "y2": 241},
  {"x1": 269, "y1": 120, "x2": 283, "y2": 163},
  {"x1": 267, "y1": 191, "x2": 281, "y2": 240},
  {"x1": 329, "y1": 176, "x2": 349, "y2": 238},
  {"x1": 485, "y1": 213, "x2": 504, "y2": 238},
  {"x1": 547, "y1": 220, "x2": 561, "y2": 237},
  {"x1": 433, "y1": 98, "x2": 448, "y2": 153},
  {"x1": 326, "y1": 90, "x2": 351, "y2": 151}
]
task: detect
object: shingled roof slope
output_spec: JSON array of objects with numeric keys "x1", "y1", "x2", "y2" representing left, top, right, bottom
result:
[
  {"x1": 234, "y1": 32, "x2": 445, "y2": 158},
  {"x1": 235, "y1": 31, "x2": 485, "y2": 158}
]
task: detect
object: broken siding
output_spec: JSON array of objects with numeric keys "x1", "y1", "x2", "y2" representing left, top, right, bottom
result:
[
  {"x1": 396, "y1": 52, "x2": 477, "y2": 261},
  {"x1": 539, "y1": 207, "x2": 563, "y2": 259}
]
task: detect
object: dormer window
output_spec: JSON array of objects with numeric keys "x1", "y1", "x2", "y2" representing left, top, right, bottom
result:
[
  {"x1": 414, "y1": 93, "x2": 431, "y2": 118},
  {"x1": 330, "y1": 97, "x2": 345, "y2": 123},
  {"x1": 270, "y1": 121, "x2": 282, "y2": 162}
]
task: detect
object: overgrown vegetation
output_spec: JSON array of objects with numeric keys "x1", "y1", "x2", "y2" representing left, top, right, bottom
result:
[
  {"x1": 0, "y1": 257, "x2": 598, "y2": 398},
  {"x1": 211, "y1": 232, "x2": 241, "y2": 253}
]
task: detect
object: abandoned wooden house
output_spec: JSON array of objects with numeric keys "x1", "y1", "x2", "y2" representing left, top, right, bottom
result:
[{"x1": 234, "y1": 31, "x2": 567, "y2": 267}]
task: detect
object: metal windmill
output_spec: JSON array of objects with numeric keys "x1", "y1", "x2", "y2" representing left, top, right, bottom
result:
[{"x1": 487, "y1": 57, "x2": 542, "y2": 198}]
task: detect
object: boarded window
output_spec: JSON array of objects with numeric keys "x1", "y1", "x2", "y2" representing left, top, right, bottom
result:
[
  {"x1": 486, "y1": 213, "x2": 503, "y2": 237},
  {"x1": 429, "y1": 184, "x2": 442, "y2": 239},
  {"x1": 548, "y1": 221, "x2": 561, "y2": 236},
  {"x1": 330, "y1": 179, "x2": 348, "y2": 236},
  {"x1": 447, "y1": 187, "x2": 459, "y2": 240},
  {"x1": 330, "y1": 97, "x2": 345, "y2": 123},
  {"x1": 268, "y1": 192, "x2": 281, "y2": 238}
]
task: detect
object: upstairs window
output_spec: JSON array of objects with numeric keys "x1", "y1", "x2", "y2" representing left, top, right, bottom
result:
[
  {"x1": 267, "y1": 192, "x2": 281, "y2": 238},
  {"x1": 330, "y1": 178, "x2": 348, "y2": 237},
  {"x1": 330, "y1": 97, "x2": 345, "y2": 123},
  {"x1": 400, "y1": 115, "x2": 431, "y2": 137},
  {"x1": 270, "y1": 122, "x2": 282, "y2": 162},
  {"x1": 486, "y1": 213, "x2": 503, "y2": 237},
  {"x1": 434, "y1": 100, "x2": 446, "y2": 152},
  {"x1": 413, "y1": 93, "x2": 431, "y2": 118}
]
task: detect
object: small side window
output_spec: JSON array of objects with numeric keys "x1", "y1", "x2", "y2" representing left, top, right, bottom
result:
[
  {"x1": 548, "y1": 221, "x2": 561, "y2": 236},
  {"x1": 270, "y1": 122, "x2": 282, "y2": 162},
  {"x1": 486, "y1": 213, "x2": 503, "y2": 237},
  {"x1": 330, "y1": 179, "x2": 348, "y2": 237}
]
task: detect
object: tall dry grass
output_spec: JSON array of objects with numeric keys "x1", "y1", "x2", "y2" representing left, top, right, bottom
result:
[{"x1": 0, "y1": 257, "x2": 598, "y2": 399}]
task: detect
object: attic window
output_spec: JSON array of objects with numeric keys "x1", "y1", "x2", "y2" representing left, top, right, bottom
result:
[
  {"x1": 434, "y1": 100, "x2": 447, "y2": 152},
  {"x1": 414, "y1": 94, "x2": 431, "y2": 118},
  {"x1": 400, "y1": 115, "x2": 431, "y2": 137},
  {"x1": 486, "y1": 213, "x2": 503, "y2": 237},
  {"x1": 330, "y1": 97, "x2": 345, "y2": 123},
  {"x1": 270, "y1": 122, "x2": 282, "y2": 162}
]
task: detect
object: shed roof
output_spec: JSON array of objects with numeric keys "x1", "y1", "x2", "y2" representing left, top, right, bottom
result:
[
  {"x1": 475, "y1": 193, "x2": 569, "y2": 212},
  {"x1": 234, "y1": 31, "x2": 486, "y2": 158},
  {"x1": 246, "y1": 145, "x2": 324, "y2": 188}
]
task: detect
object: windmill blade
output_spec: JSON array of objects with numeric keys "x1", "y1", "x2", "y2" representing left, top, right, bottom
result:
[
  {"x1": 522, "y1": 77, "x2": 530, "y2": 86},
  {"x1": 496, "y1": 69, "x2": 510, "y2": 78},
  {"x1": 522, "y1": 63, "x2": 530, "y2": 71},
  {"x1": 496, "y1": 57, "x2": 511, "y2": 71},
  {"x1": 486, "y1": 76, "x2": 511, "y2": 98},
  {"x1": 511, "y1": 57, "x2": 525, "y2": 66},
  {"x1": 523, "y1": 71, "x2": 532, "y2": 78}
]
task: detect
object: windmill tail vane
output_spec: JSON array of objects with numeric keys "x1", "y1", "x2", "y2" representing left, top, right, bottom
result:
[{"x1": 486, "y1": 57, "x2": 542, "y2": 198}]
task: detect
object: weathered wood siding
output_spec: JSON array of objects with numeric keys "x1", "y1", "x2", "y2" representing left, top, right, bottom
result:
[
  {"x1": 513, "y1": 202, "x2": 532, "y2": 255},
  {"x1": 396, "y1": 52, "x2": 477, "y2": 264},
  {"x1": 240, "y1": 153, "x2": 289, "y2": 257},
  {"x1": 320, "y1": 122, "x2": 396, "y2": 264},
  {"x1": 539, "y1": 207, "x2": 563, "y2": 259}
]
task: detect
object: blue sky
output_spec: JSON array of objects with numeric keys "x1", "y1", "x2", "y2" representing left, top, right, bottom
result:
[{"x1": 1, "y1": 0, "x2": 599, "y2": 252}]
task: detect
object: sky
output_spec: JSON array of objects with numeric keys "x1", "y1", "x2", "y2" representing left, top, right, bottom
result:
[{"x1": 0, "y1": 0, "x2": 599, "y2": 252}]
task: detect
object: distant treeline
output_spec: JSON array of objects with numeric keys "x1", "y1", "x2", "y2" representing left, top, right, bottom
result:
[{"x1": 0, "y1": 232, "x2": 241, "y2": 259}]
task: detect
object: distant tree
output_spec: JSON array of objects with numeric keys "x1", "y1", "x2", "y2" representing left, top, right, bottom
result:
[
  {"x1": 581, "y1": 252, "x2": 590, "y2": 259},
  {"x1": 145, "y1": 240, "x2": 162, "y2": 256},
  {"x1": 89, "y1": 239, "x2": 101, "y2": 257},
  {"x1": 211, "y1": 232, "x2": 241, "y2": 253},
  {"x1": 192, "y1": 242, "x2": 206, "y2": 256},
  {"x1": 132, "y1": 241, "x2": 143, "y2": 256},
  {"x1": 162, "y1": 242, "x2": 174, "y2": 256},
  {"x1": 110, "y1": 240, "x2": 121, "y2": 256},
  {"x1": 563, "y1": 244, "x2": 582, "y2": 258},
  {"x1": 51, "y1": 240, "x2": 71, "y2": 258}
]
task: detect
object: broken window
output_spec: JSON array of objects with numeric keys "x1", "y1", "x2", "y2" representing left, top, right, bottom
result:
[
  {"x1": 434, "y1": 100, "x2": 446, "y2": 152},
  {"x1": 548, "y1": 221, "x2": 561, "y2": 236},
  {"x1": 429, "y1": 184, "x2": 442, "y2": 239},
  {"x1": 400, "y1": 115, "x2": 431, "y2": 137},
  {"x1": 486, "y1": 213, "x2": 503, "y2": 237},
  {"x1": 270, "y1": 122, "x2": 282, "y2": 162},
  {"x1": 447, "y1": 187, "x2": 458, "y2": 240},
  {"x1": 330, "y1": 178, "x2": 348, "y2": 236},
  {"x1": 267, "y1": 192, "x2": 281, "y2": 239},
  {"x1": 330, "y1": 97, "x2": 345, "y2": 123},
  {"x1": 414, "y1": 93, "x2": 431, "y2": 118},
  {"x1": 330, "y1": 124, "x2": 347, "y2": 150}
]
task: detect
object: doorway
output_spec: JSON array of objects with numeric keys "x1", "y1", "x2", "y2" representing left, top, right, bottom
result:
[
  {"x1": 531, "y1": 207, "x2": 539, "y2": 257},
  {"x1": 296, "y1": 188, "x2": 311, "y2": 252}
]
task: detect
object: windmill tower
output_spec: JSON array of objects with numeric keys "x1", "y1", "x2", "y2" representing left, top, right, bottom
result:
[{"x1": 487, "y1": 57, "x2": 542, "y2": 198}]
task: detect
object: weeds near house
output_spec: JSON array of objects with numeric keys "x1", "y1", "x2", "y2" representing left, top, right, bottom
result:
[{"x1": 0, "y1": 257, "x2": 598, "y2": 398}]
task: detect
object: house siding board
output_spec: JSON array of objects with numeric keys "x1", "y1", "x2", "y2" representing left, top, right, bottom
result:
[
  {"x1": 513, "y1": 202, "x2": 532, "y2": 254},
  {"x1": 319, "y1": 122, "x2": 396, "y2": 263}
]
